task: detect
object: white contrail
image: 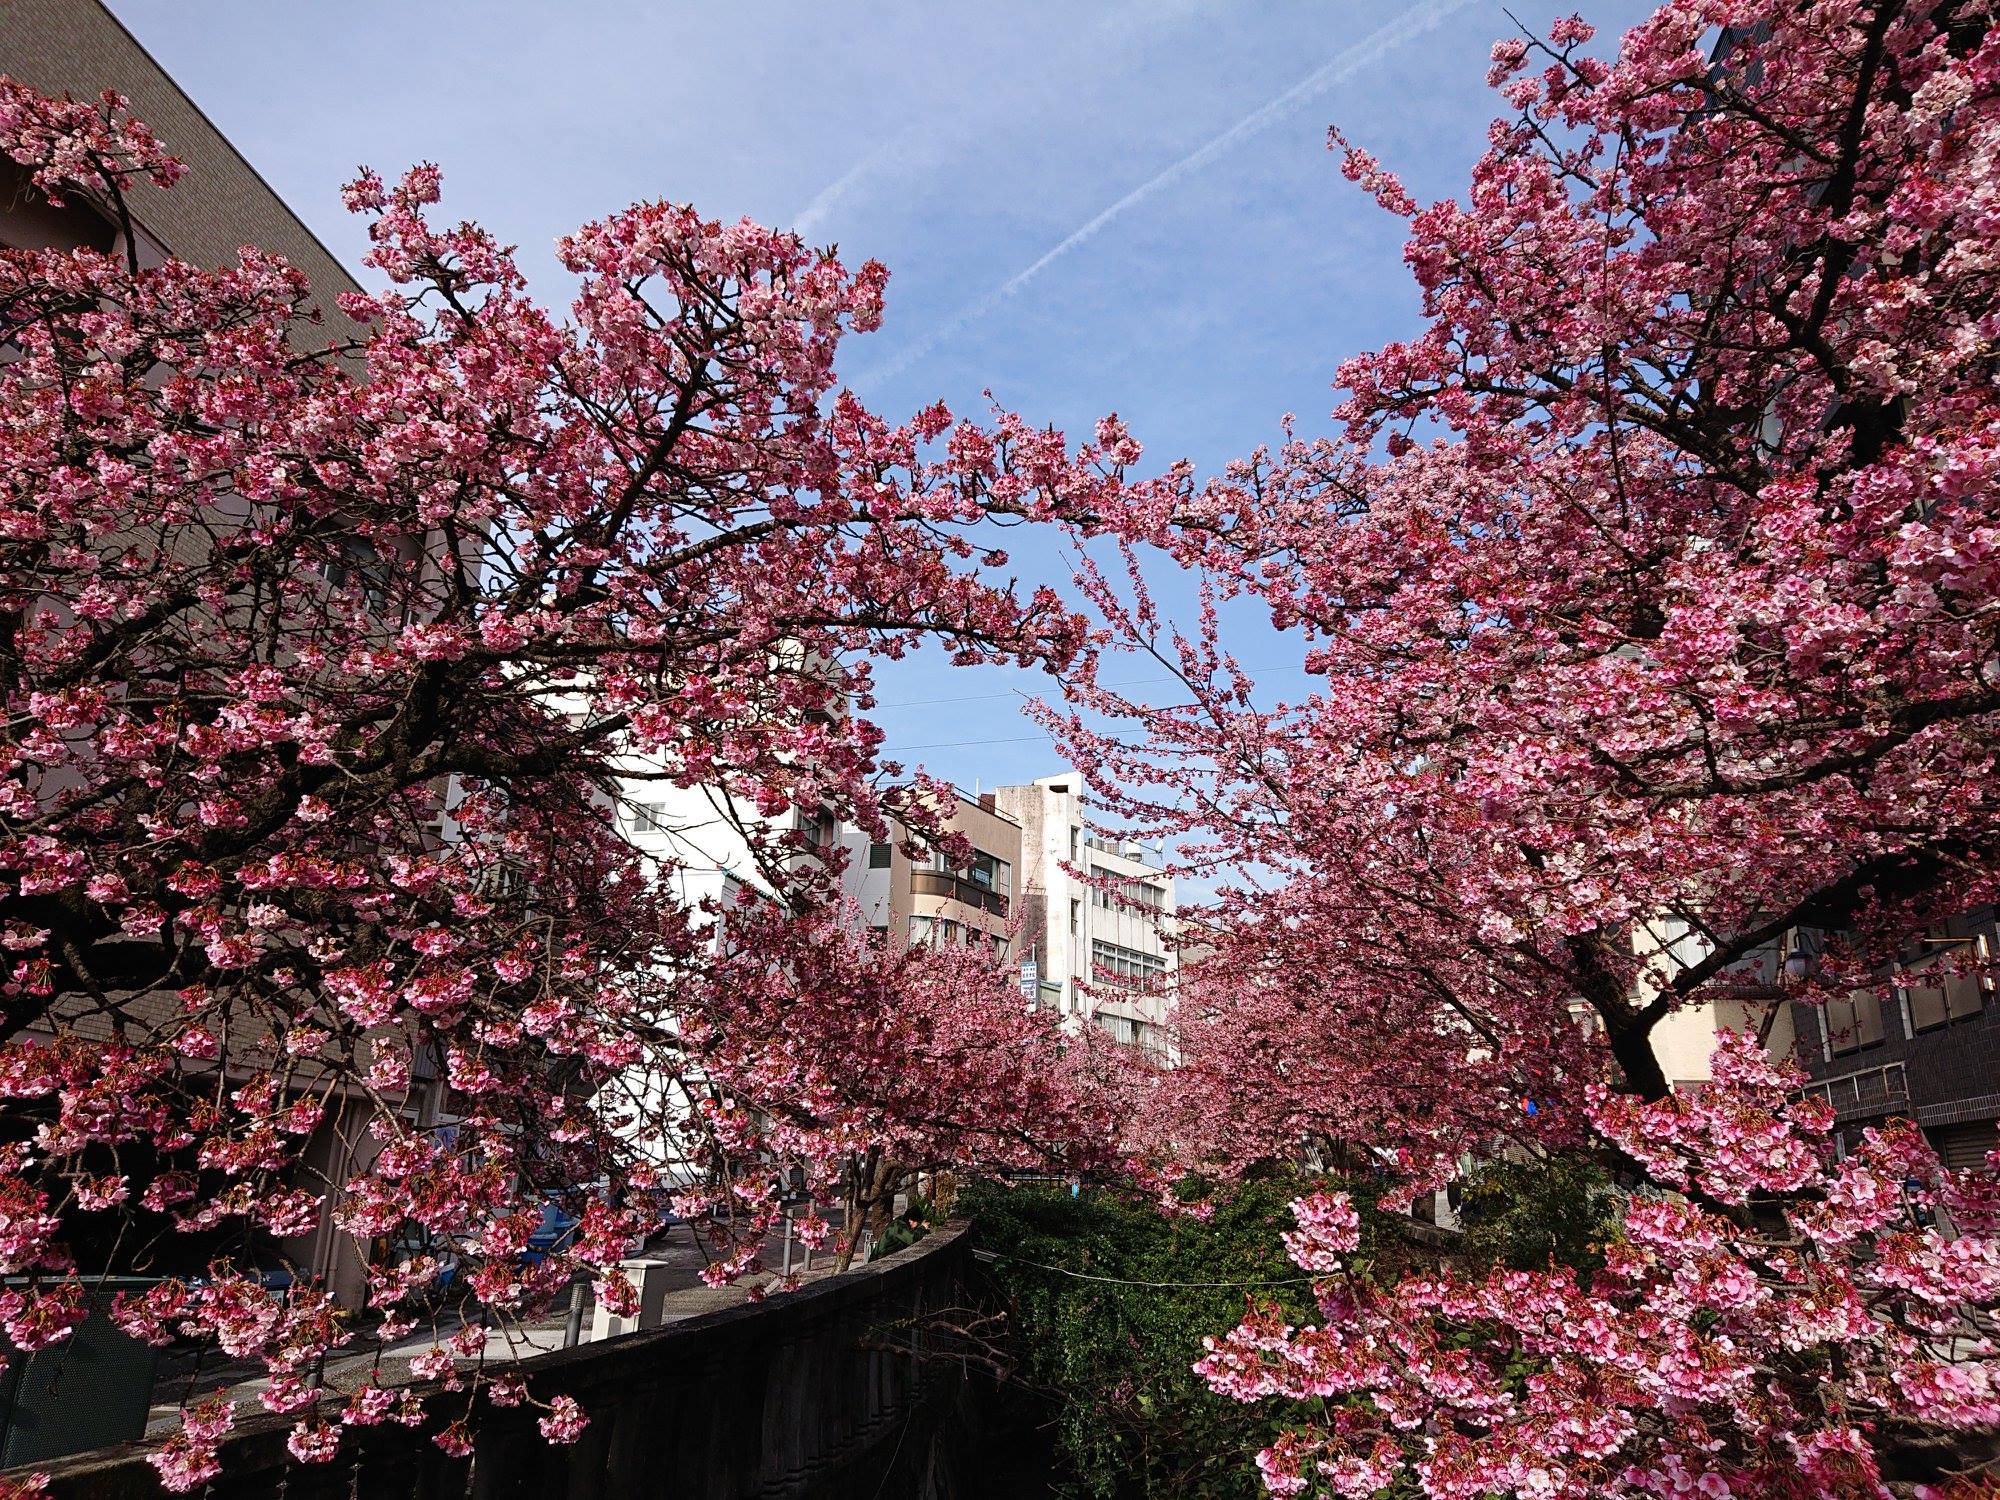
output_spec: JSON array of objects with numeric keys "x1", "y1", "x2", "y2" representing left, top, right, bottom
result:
[
  {"x1": 795, "y1": 143, "x2": 901, "y2": 241},
  {"x1": 791, "y1": 0, "x2": 1231, "y2": 243},
  {"x1": 856, "y1": 0, "x2": 1477, "y2": 389}
]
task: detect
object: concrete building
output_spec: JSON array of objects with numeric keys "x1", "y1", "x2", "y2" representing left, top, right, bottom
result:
[
  {"x1": 850, "y1": 790, "x2": 1020, "y2": 956},
  {"x1": 615, "y1": 768, "x2": 1177, "y2": 1059},
  {"x1": 1628, "y1": 917, "x2": 1800, "y2": 1092},
  {"x1": 0, "y1": 0, "x2": 389, "y2": 1307},
  {"x1": 612, "y1": 775, "x2": 1018, "y2": 959},
  {"x1": 996, "y1": 775, "x2": 1176, "y2": 1056},
  {"x1": 1623, "y1": 907, "x2": 1999, "y2": 1173},
  {"x1": 0, "y1": 0, "x2": 362, "y2": 331}
]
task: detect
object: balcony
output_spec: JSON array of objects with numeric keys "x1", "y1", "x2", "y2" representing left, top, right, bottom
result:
[
  {"x1": 1805, "y1": 1060, "x2": 1909, "y2": 1122},
  {"x1": 1712, "y1": 936, "x2": 1787, "y2": 999},
  {"x1": 1082, "y1": 834, "x2": 1163, "y2": 870},
  {"x1": 910, "y1": 868, "x2": 1009, "y2": 917}
]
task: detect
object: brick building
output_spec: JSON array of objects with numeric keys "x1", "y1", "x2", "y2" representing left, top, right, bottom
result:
[
  {"x1": 0, "y1": 0, "x2": 359, "y2": 311},
  {"x1": 1784, "y1": 913, "x2": 2000, "y2": 1172}
]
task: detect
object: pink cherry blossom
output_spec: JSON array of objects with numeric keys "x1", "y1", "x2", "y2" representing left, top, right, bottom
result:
[{"x1": 0, "y1": 75, "x2": 1126, "y2": 1472}]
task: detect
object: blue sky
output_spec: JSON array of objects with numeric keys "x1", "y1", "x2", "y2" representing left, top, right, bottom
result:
[{"x1": 109, "y1": 0, "x2": 1651, "y2": 796}]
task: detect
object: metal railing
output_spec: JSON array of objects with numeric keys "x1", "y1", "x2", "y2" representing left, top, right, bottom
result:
[
  {"x1": 1805, "y1": 1060, "x2": 1909, "y2": 1120},
  {"x1": 1081, "y1": 834, "x2": 1163, "y2": 870}
]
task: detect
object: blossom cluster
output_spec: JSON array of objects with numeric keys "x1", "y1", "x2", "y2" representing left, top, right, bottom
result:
[
  {"x1": 0, "y1": 76, "x2": 1129, "y2": 1475},
  {"x1": 1049, "y1": 0, "x2": 2000, "y2": 1490},
  {"x1": 1200, "y1": 1039, "x2": 2000, "y2": 1498}
]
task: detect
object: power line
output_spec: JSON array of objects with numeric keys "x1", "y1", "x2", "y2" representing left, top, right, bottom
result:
[
  {"x1": 873, "y1": 662, "x2": 1310, "y2": 711},
  {"x1": 972, "y1": 1247, "x2": 1318, "y2": 1290},
  {"x1": 881, "y1": 732, "x2": 1054, "y2": 753}
]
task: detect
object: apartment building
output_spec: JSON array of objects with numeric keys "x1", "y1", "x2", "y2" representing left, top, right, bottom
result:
[
  {"x1": 0, "y1": 0, "x2": 362, "y2": 336},
  {"x1": 614, "y1": 768, "x2": 1177, "y2": 1057},
  {"x1": 614, "y1": 775, "x2": 1018, "y2": 952},
  {"x1": 850, "y1": 790, "x2": 1020, "y2": 954},
  {"x1": 1630, "y1": 917, "x2": 1800, "y2": 1092},
  {"x1": 997, "y1": 775, "x2": 1176, "y2": 1057},
  {"x1": 1631, "y1": 910, "x2": 2000, "y2": 1173}
]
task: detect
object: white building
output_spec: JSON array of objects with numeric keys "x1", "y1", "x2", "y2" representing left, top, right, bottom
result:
[
  {"x1": 615, "y1": 775, "x2": 856, "y2": 919},
  {"x1": 996, "y1": 775, "x2": 1176, "y2": 1057},
  {"x1": 602, "y1": 763, "x2": 1176, "y2": 1062}
]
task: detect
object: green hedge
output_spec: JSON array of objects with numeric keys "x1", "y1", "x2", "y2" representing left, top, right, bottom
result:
[
  {"x1": 964, "y1": 1153, "x2": 1616, "y2": 1498},
  {"x1": 963, "y1": 1171, "x2": 1376, "y2": 1499}
]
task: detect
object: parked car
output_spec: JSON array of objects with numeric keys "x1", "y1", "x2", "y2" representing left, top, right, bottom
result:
[{"x1": 521, "y1": 1195, "x2": 580, "y2": 1265}]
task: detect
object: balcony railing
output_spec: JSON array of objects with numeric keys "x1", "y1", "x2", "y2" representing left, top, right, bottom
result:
[
  {"x1": 1714, "y1": 937, "x2": 1786, "y2": 998},
  {"x1": 910, "y1": 868, "x2": 1009, "y2": 917},
  {"x1": 1082, "y1": 834, "x2": 1164, "y2": 870},
  {"x1": 1805, "y1": 1060, "x2": 1909, "y2": 1121}
]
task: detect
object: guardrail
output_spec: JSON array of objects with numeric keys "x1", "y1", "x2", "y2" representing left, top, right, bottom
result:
[
  {"x1": 1081, "y1": 835, "x2": 1163, "y2": 870},
  {"x1": 14, "y1": 1223, "x2": 979, "y2": 1500}
]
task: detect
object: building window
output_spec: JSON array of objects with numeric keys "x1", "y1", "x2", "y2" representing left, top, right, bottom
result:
[
  {"x1": 1090, "y1": 873, "x2": 1166, "y2": 910},
  {"x1": 799, "y1": 808, "x2": 837, "y2": 848},
  {"x1": 967, "y1": 850, "x2": 1011, "y2": 895},
  {"x1": 1899, "y1": 933, "x2": 1991, "y2": 1033},
  {"x1": 1094, "y1": 1014, "x2": 1149, "y2": 1049},
  {"x1": 626, "y1": 798, "x2": 669, "y2": 834},
  {"x1": 1091, "y1": 938, "x2": 1167, "y2": 992},
  {"x1": 909, "y1": 915, "x2": 935, "y2": 946},
  {"x1": 1823, "y1": 989, "x2": 1887, "y2": 1057},
  {"x1": 867, "y1": 842, "x2": 892, "y2": 868},
  {"x1": 1089, "y1": 866, "x2": 1114, "y2": 907},
  {"x1": 323, "y1": 536, "x2": 398, "y2": 617},
  {"x1": 1069, "y1": 899, "x2": 1080, "y2": 935}
]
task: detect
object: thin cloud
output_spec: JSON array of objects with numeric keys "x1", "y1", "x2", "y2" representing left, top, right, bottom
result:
[
  {"x1": 855, "y1": 0, "x2": 1477, "y2": 390},
  {"x1": 790, "y1": 0, "x2": 1232, "y2": 243}
]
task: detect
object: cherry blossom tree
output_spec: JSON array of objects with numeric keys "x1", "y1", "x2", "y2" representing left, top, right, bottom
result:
[
  {"x1": 0, "y1": 80, "x2": 1130, "y2": 1486},
  {"x1": 1053, "y1": 0, "x2": 2000, "y2": 1490}
]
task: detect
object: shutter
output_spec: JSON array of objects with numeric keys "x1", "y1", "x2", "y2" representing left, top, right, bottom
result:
[
  {"x1": 1929, "y1": 1121, "x2": 1998, "y2": 1174},
  {"x1": 1857, "y1": 991, "x2": 1886, "y2": 1046},
  {"x1": 1829, "y1": 991, "x2": 1886, "y2": 1052},
  {"x1": 1906, "y1": 971, "x2": 1949, "y2": 1032},
  {"x1": 1903, "y1": 935, "x2": 1991, "y2": 1027}
]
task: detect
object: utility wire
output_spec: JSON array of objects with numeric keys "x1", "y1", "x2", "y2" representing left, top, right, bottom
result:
[
  {"x1": 972, "y1": 1247, "x2": 1318, "y2": 1290},
  {"x1": 882, "y1": 732, "x2": 1054, "y2": 753},
  {"x1": 876, "y1": 664, "x2": 1312, "y2": 712}
]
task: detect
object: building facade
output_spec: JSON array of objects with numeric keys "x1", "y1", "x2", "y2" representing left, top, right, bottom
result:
[
  {"x1": 996, "y1": 775, "x2": 1176, "y2": 1056},
  {"x1": 1630, "y1": 917, "x2": 1800, "y2": 1092},
  {"x1": 1633, "y1": 907, "x2": 2000, "y2": 1174},
  {"x1": 616, "y1": 768, "x2": 1178, "y2": 1058},
  {"x1": 850, "y1": 790, "x2": 1020, "y2": 956},
  {"x1": 0, "y1": 0, "x2": 361, "y2": 306},
  {"x1": 1782, "y1": 912, "x2": 2000, "y2": 1171},
  {"x1": 0, "y1": 0, "x2": 392, "y2": 1307}
]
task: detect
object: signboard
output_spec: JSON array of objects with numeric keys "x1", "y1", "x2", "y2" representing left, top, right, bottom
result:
[{"x1": 1018, "y1": 958, "x2": 1039, "y2": 1002}]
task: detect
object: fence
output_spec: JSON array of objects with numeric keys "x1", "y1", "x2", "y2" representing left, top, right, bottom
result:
[{"x1": 13, "y1": 1222, "x2": 985, "y2": 1500}]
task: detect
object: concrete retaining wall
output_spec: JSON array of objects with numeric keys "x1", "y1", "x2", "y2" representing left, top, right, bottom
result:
[{"x1": 13, "y1": 1223, "x2": 982, "y2": 1500}]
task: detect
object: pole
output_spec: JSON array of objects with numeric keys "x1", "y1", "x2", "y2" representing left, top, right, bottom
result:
[
  {"x1": 781, "y1": 1213, "x2": 794, "y2": 1278},
  {"x1": 562, "y1": 1276, "x2": 586, "y2": 1349}
]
